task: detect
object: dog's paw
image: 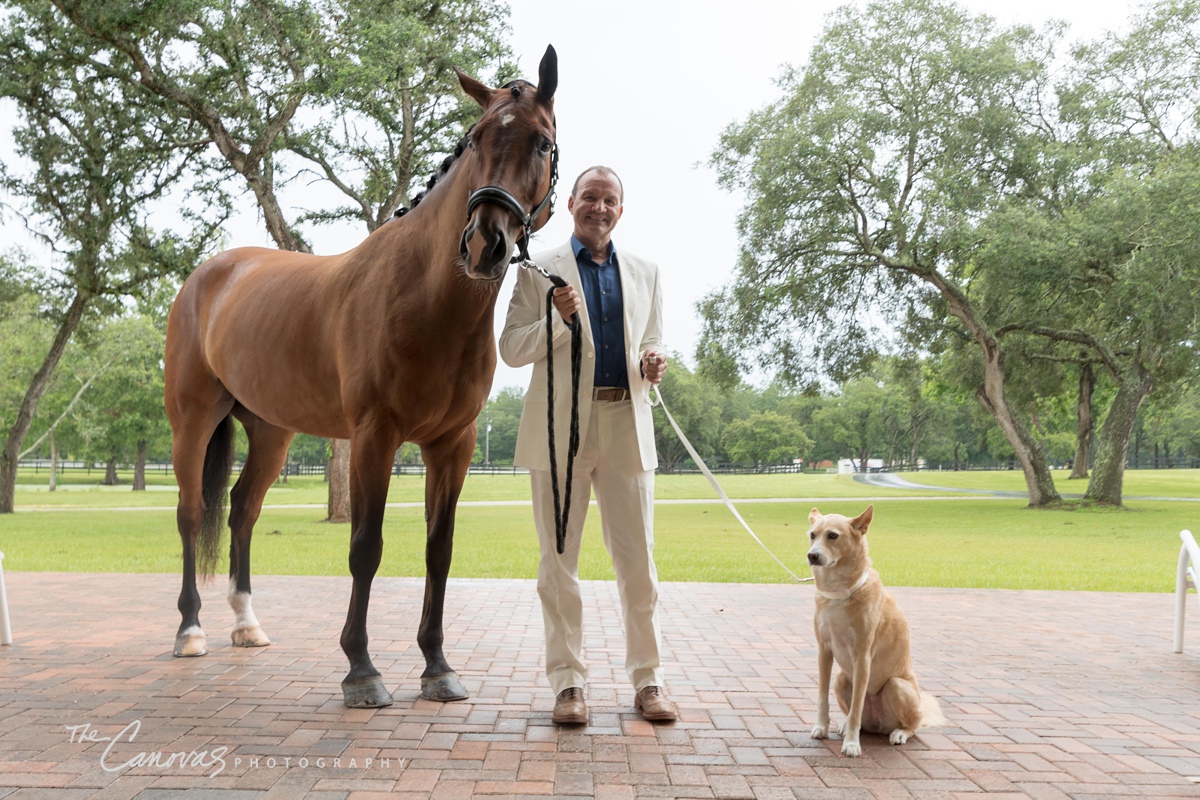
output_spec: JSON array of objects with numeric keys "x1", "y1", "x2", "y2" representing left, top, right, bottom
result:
[
  {"x1": 811, "y1": 724, "x2": 829, "y2": 739},
  {"x1": 889, "y1": 729, "x2": 910, "y2": 746},
  {"x1": 841, "y1": 738, "x2": 862, "y2": 757}
]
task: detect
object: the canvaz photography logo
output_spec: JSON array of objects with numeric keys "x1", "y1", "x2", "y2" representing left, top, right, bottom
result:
[{"x1": 66, "y1": 720, "x2": 402, "y2": 778}]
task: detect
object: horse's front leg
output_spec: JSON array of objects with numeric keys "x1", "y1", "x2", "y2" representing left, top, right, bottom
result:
[
  {"x1": 416, "y1": 428, "x2": 475, "y2": 701},
  {"x1": 339, "y1": 431, "x2": 399, "y2": 708}
]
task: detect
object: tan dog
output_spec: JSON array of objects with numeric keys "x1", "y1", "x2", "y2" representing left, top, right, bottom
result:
[{"x1": 807, "y1": 505, "x2": 944, "y2": 757}]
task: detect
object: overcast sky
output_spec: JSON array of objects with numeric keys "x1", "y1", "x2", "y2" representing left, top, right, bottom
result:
[
  {"x1": 6, "y1": 0, "x2": 1142, "y2": 398},
  {"x1": 490, "y1": 0, "x2": 1141, "y2": 395}
]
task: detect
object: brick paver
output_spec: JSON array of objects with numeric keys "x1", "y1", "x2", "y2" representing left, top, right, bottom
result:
[{"x1": 3, "y1": 572, "x2": 1200, "y2": 798}]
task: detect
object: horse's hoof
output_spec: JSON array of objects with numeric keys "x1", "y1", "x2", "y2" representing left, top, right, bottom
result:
[
  {"x1": 421, "y1": 671, "x2": 468, "y2": 702},
  {"x1": 173, "y1": 630, "x2": 207, "y2": 657},
  {"x1": 230, "y1": 625, "x2": 271, "y2": 647},
  {"x1": 342, "y1": 675, "x2": 394, "y2": 708}
]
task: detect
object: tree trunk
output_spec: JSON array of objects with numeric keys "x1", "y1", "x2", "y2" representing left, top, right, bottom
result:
[
  {"x1": 1085, "y1": 364, "x2": 1153, "y2": 506},
  {"x1": 0, "y1": 290, "x2": 90, "y2": 513},
  {"x1": 917, "y1": 268, "x2": 1059, "y2": 506},
  {"x1": 133, "y1": 440, "x2": 147, "y2": 491},
  {"x1": 103, "y1": 457, "x2": 119, "y2": 485},
  {"x1": 326, "y1": 438, "x2": 351, "y2": 523},
  {"x1": 49, "y1": 429, "x2": 57, "y2": 493},
  {"x1": 1070, "y1": 361, "x2": 1096, "y2": 480},
  {"x1": 974, "y1": 341, "x2": 1060, "y2": 506}
]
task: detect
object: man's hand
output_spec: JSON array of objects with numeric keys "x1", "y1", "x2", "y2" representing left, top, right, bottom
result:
[
  {"x1": 641, "y1": 350, "x2": 668, "y2": 385},
  {"x1": 552, "y1": 284, "x2": 581, "y2": 323}
]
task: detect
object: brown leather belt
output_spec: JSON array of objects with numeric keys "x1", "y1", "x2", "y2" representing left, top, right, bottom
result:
[{"x1": 592, "y1": 387, "x2": 630, "y2": 402}]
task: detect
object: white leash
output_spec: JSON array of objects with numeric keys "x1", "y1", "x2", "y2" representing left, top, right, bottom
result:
[{"x1": 648, "y1": 384, "x2": 812, "y2": 584}]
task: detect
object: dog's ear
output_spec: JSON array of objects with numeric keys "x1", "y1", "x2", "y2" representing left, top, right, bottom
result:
[
  {"x1": 809, "y1": 507, "x2": 822, "y2": 525},
  {"x1": 850, "y1": 504, "x2": 874, "y2": 535}
]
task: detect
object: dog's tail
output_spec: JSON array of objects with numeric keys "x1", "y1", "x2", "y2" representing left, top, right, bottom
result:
[{"x1": 918, "y1": 692, "x2": 947, "y2": 729}]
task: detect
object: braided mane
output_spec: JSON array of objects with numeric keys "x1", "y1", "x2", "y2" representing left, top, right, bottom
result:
[{"x1": 392, "y1": 127, "x2": 473, "y2": 220}]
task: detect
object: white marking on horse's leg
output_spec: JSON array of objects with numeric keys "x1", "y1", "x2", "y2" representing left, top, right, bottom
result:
[
  {"x1": 228, "y1": 578, "x2": 270, "y2": 647},
  {"x1": 174, "y1": 625, "x2": 207, "y2": 657}
]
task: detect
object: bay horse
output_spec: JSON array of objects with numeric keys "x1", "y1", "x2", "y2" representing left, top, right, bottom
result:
[{"x1": 163, "y1": 46, "x2": 558, "y2": 708}]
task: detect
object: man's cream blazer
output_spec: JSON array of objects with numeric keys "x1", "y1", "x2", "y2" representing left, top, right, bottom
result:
[{"x1": 499, "y1": 242, "x2": 663, "y2": 473}]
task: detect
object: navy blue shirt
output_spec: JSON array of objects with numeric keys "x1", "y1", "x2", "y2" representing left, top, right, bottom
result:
[{"x1": 571, "y1": 235, "x2": 628, "y2": 389}]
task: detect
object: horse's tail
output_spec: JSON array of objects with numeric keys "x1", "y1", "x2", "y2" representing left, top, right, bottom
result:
[{"x1": 198, "y1": 414, "x2": 235, "y2": 577}]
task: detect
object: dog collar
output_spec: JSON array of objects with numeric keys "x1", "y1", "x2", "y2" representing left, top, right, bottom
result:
[{"x1": 817, "y1": 569, "x2": 872, "y2": 601}]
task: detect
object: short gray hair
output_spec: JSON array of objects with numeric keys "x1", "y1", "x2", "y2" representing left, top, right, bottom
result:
[{"x1": 570, "y1": 165, "x2": 624, "y2": 202}]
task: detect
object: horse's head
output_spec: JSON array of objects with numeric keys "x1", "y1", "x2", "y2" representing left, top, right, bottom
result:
[{"x1": 457, "y1": 45, "x2": 558, "y2": 282}]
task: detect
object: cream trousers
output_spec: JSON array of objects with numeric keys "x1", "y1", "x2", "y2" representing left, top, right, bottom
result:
[{"x1": 530, "y1": 398, "x2": 664, "y2": 694}]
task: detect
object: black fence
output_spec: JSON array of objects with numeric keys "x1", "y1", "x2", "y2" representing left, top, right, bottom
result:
[
  {"x1": 19, "y1": 456, "x2": 1200, "y2": 479},
  {"x1": 656, "y1": 463, "x2": 808, "y2": 475}
]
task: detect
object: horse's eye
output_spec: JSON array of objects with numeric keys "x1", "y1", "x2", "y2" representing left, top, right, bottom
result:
[{"x1": 538, "y1": 139, "x2": 553, "y2": 157}]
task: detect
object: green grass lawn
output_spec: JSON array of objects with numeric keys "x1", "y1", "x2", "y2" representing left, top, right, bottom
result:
[
  {"x1": 10, "y1": 470, "x2": 914, "y2": 508},
  {"x1": 895, "y1": 468, "x2": 1200, "y2": 498},
  {"x1": 1, "y1": 492, "x2": 1192, "y2": 592}
]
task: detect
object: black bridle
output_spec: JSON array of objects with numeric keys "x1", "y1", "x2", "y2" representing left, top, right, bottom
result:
[
  {"x1": 460, "y1": 130, "x2": 559, "y2": 265},
  {"x1": 463, "y1": 114, "x2": 577, "y2": 556},
  {"x1": 502, "y1": 152, "x2": 579, "y2": 557},
  {"x1": 458, "y1": 88, "x2": 576, "y2": 554}
]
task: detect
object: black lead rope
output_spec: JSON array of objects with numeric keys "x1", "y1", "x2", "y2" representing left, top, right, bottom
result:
[{"x1": 542, "y1": 274, "x2": 582, "y2": 554}]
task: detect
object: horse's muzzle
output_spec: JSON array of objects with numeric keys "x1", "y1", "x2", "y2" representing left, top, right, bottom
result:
[{"x1": 460, "y1": 218, "x2": 514, "y2": 281}]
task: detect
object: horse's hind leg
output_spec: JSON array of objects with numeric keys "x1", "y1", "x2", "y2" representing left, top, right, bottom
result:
[
  {"x1": 340, "y1": 431, "x2": 399, "y2": 708},
  {"x1": 227, "y1": 407, "x2": 293, "y2": 648},
  {"x1": 415, "y1": 429, "x2": 475, "y2": 702},
  {"x1": 170, "y1": 403, "x2": 235, "y2": 657}
]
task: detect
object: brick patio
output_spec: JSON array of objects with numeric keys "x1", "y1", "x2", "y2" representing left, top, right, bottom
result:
[{"x1": 3, "y1": 572, "x2": 1200, "y2": 798}]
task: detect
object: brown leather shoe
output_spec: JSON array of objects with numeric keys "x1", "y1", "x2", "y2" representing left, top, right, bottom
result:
[
  {"x1": 634, "y1": 685, "x2": 677, "y2": 721},
  {"x1": 552, "y1": 687, "x2": 588, "y2": 725}
]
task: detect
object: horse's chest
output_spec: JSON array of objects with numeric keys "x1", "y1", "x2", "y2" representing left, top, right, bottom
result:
[{"x1": 353, "y1": 354, "x2": 488, "y2": 439}]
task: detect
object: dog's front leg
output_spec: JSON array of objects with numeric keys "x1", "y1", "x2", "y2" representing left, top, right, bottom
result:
[
  {"x1": 841, "y1": 652, "x2": 871, "y2": 757},
  {"x1": 811, "y1": 641, "x2": 834, "y2": 740}
]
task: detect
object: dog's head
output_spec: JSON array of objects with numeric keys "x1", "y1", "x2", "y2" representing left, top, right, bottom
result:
[{"x1": 806, "y1": 504, "x2": 873, "y2": 571}]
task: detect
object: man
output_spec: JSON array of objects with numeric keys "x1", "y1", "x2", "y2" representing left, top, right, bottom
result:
[{"x1": 499, "y1": 165, "x2": 675, "y2": 725}]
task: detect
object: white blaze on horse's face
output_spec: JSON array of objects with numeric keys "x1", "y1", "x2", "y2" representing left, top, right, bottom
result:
[{"x1": 456, "y1": 45, "x2": 558, "y2": 282}]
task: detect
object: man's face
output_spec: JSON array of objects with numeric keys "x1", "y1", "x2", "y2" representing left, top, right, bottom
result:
[{"x1": 568, "y1": 171, "x2": 623, "y2": 246}]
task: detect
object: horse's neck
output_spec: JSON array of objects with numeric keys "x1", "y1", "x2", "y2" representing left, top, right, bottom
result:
[{"x1": 360, "y1": 153, "x2": 501, "y2": 330}]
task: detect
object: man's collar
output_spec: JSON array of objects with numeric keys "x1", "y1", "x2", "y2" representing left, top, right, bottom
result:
[{"x1": 570, "y1": 234, "x2": 618, "y2": 266}]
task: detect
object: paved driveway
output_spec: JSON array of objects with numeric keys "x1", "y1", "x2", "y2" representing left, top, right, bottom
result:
[{"x1": 3, "y1": 572, "x2": 1200, "y2": 798}]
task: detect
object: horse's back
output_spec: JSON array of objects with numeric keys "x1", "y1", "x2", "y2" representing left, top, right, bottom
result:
[{"x1": 165, "y1": 247, "x2": 352, "y2": 436}]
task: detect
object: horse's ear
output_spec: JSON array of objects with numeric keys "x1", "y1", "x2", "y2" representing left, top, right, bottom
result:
[
  {"x1": 456, "y1": 68, "x2": 494, "y2": 108},
  {"x1": 536, "y1": 44, "x2": 557, "y2": 104}
]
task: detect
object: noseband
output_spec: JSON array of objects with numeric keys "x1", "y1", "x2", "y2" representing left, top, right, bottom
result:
[{"x1": 461, "y1": 121, "x2": 559, "y2": 265}]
